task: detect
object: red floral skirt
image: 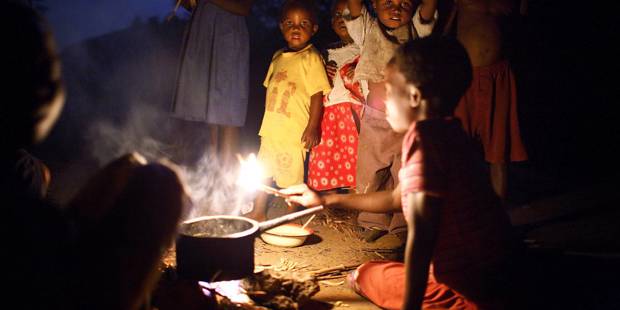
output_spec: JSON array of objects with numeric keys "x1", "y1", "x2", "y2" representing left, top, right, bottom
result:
[{"x1": 308, "y1": 102, "x2": 362, "y2": 191}]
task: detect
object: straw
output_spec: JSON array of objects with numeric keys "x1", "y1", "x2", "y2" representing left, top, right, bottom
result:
[{"x1": 301, "y1": 214, "x2": 316, "y2": 230}]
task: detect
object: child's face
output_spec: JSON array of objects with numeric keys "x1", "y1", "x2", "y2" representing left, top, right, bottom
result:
[
  {"x1": 331, "y1": 1, "x2": 352, "y2": 43},
  {"x1": 385, "y1": 64, "x2": 419, "y2": 132},
  {"x1": 280, "y1": 8, "x2": 318, "y2": 51},
  {"x1": 372, "y1": 0, "x2": 415, "y2": 29}
]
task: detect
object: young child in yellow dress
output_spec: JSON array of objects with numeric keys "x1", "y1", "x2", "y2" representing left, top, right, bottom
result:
[{"x1": 245, "y1": 0, "x2": 331, "y2": 221}]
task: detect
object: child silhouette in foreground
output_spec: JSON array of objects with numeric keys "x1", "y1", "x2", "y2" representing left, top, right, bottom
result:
[
  {"x1": 282, "y1": 37, "x2": 523, "y2": 310},
  {"x1": 245, "y1": 0, "x2": 331, "y2": 221},
  {"x1": 2, "y1": 3, "x2": 187, "y2": 309}
]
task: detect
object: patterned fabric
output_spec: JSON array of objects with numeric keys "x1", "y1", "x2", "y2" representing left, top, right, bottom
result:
[
  {"x1": 308, "y1": 47, "x2": 364, "y2": 191},
  {"x1": 323, "y1": 44, "x2": 364, "y2": 107},
  {"x1": 259, "y1": 44, "x2": 331, "y2": 143},
  {"x1": 258, "y1": 44, "x2": 330, "y2": 187},
  {"x1": 257, "y1": 136, "x2": 306, "y2": 188},
  {"x1": 308, "y1": 102, "x2": 362, "y2": 191},
  {"x1": 454, "y1": 60, "x2": 528, "y2": 163}
]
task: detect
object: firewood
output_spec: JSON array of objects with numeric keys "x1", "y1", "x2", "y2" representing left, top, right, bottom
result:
[{"x1": 311, "y1": 263, "x2": 359, "y2": 276}]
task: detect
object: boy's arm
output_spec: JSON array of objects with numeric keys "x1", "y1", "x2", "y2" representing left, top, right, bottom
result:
[
  {"x1": 418, "y1": 0, "x2": 438, "y2": 23},
  {"x1": 402, "y1": 192, "x2": 441, "y2": 310},
  {"x1": 301, "y1": 92, "x2": 324, "y2": 149},
  {"x1": 281, "y1": 183, "x2": 402, "y2": 214},
  {"x1": 208, "y1": 0, "x2": 255, "y2": 16},
  {"x1": 347, "y1": 0, "x2": 363, "y2": 18},
  {"x1": 442, "y1": 0, "x2": 457, "y2": 36},
  {"x1": 322, "y1": 184, "x2": 402, "y2": 213}
]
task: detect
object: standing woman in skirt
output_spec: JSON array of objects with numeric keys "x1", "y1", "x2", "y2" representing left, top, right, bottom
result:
[{"x1": 172, "y1": 0, "x2": 254, "y2": 166}]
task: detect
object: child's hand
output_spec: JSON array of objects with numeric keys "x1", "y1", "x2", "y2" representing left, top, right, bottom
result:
[
  {"x1": 280, "y1": 183, "x2": 323, "y2": 208},
  {"x1": 301, "y1": 125, "x2": 321, "y2": 150}
]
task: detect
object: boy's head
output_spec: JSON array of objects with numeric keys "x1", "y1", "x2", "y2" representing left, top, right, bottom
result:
[
  {"x1": 2, "y1": 2, "x2": 65, "y2": 149},
  {"x1": 385, "y1": 37, "x2": 472, "y2": 132},
  {"x1": 372, "y1": 0, "x2": 415, "y2": 29},
  {"x1": 280, "y1": 0, "x2": 319, "y2": 51},
  {"x1": 331, "y1": 0, "x2": 352, "y2": 43}
]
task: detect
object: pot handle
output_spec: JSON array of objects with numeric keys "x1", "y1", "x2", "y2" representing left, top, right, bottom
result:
[{"x1": 257, "y1": 206, "x2": 324, "y2": 232}]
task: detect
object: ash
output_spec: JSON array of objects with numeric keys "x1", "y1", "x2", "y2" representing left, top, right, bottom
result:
[{"x1": 241, "y1": 270, "x2": 319, "y2": 310}]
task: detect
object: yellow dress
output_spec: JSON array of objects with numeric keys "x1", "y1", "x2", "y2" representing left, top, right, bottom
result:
[{"x1": 258, "y1": 44, "x2": 331, "y2": 187}]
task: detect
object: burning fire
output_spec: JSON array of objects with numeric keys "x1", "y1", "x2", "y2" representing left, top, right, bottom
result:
[
  {"x1": 236, "y1": 153, "x2": 287, "y2": 198},
  {"x1": 199, "y1": 280, "x2": 252, "y2": 304},
  {"x1": 236, "y1": 153, "x2": 266, "y2": 193}
]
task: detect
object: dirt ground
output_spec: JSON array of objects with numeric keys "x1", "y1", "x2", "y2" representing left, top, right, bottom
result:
[
  {"x1": 157, "y1": 197, "x2": 404, "y2": 310},
  {"x1": 253, "y1": 199, "x2": 404, "y2": 310}
]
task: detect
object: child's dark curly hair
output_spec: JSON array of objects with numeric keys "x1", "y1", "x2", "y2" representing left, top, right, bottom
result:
[
  {"x1": 281, "y1": 0, "x2": 319, "y2": 24},
  {"x1": 389, "y1": 37, "x2": 472, "y2": 117}
]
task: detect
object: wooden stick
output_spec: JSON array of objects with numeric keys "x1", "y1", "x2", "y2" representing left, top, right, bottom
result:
[
  {"x1": 301, "y1": 214, "x2": 316, "y2": 230},
  {"x1": 316, "y1": 274, "x2": 347, "y2": 280},
  {"x1": 258, "y1": 184, "x2": 290, "y2": 198},
  {"x1": 312, "y1": 263, "x2": 359, "y2": 276}
]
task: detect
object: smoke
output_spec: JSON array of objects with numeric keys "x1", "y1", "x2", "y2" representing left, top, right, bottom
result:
[
  {"x1": 87, "y1": 103, "x2": 174, "y2": 165},
  {"x1": 87, "y1": 102, "x2": 256, "y2": 219},
  {"x1": 177, "y1": 155, "x2": 256, "y2": 219},
  {"x1": 45, "y1": 15, "x2": 261, "y2": 211}
]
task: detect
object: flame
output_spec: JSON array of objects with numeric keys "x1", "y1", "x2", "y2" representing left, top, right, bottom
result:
[
  {"x1": 236, "y1": 153, "x2": 266, "y2": 193},
  {"x1": 199, "y1": 280, "x2": 252, "y2": 304}
]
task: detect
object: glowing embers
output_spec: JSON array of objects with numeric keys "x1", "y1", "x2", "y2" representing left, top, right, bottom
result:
[
  {"x1": 198, "y1": 270, "x2": 320, "y2": 309},
  {"x1": 199, "y1": 279, "x2": 252, "y2": 305}
]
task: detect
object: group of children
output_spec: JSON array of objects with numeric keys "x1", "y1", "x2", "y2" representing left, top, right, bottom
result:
[
  {"x1": 249, "y1": 0, "x2": 529, "y2": 309},
  {"x1": 250, "y1": 0, "x2": 526, "y2": 234}
]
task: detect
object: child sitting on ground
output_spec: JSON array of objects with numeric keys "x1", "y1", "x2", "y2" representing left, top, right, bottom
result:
[
  {"x1": 245, "y1": 0, "x2": 331, "y2": 221},
  {"x1": 282, "y1": 37, "x2": 522, "y2": 310},
  {"x1": 345, "y1": 0, "x2": 438, "y2": 242},
  {"x1": 307, "y1": 0, "x2": 365, "y2": 193}
]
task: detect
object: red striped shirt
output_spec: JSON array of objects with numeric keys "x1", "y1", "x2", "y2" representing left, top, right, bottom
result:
[{"x1": 399, "y1": 118, "x2": 514, "y2": 279}]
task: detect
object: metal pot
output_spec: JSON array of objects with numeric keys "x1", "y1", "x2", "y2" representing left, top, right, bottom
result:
[{"x1": 176, "y1": 206, "x2": 323, "y2": 281}]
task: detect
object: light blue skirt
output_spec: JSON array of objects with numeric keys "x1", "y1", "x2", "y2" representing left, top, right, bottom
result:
[{"x1": 172, "y1": 1, "x2": 249, "y2": 127}]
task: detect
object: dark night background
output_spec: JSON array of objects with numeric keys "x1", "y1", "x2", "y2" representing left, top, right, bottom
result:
[
  {"x1": 32, "y1": 0, "x2": 618, "y2": 203},
  {"x1": 21, "y1": 0, "x2": 620, "y2": 308}
]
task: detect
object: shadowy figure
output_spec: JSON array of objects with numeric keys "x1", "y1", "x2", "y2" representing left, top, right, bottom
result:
[
  {"x1": 171, "y1": 0, "x2": 255, "y2": 167},
  {"x1": 2, "y1": 3, "x2": 187, "y2": 310},
  {"x1": 444, "y1": 0, "x2": 528, "y2": 201}
]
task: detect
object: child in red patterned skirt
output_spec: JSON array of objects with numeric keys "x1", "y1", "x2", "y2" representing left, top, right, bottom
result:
[{"x1": 307, "y1": 0, "x2": 365, "y2": 192}]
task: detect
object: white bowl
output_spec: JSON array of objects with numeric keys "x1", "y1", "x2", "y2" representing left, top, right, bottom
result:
[{"x1": 260, "y1": 223, "x2": 314, "y2": 247}]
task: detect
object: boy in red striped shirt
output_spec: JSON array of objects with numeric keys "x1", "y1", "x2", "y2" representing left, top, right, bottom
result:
[{"x1": 282, "y1": 37, "x2": 522, "y2": 310}]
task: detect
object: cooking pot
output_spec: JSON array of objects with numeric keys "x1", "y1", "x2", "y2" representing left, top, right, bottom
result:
[{"x1": 176, "y1": 206, "x2": 323, "y2": 281}]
